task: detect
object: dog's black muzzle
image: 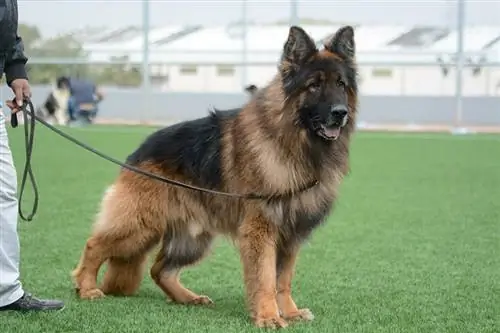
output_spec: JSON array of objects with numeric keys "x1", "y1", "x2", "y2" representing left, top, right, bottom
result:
[{"x1": 325, "y1": 104, "x2": 348, "y2": 128}]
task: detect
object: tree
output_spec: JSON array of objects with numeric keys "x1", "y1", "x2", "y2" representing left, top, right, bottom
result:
[
  {"x1": 26, "y1": 34, "x2": 90, "y2": 84},
  {"x1": 18, "y1": 23, "x2": 42, "y2": 48},
  {"x1": 91, "y1": 56, "x2": 142, "y2": 86},
  {"x1": 12, "y1": 23, "x2": 88, "y2": 84},
  {"x1": 14, "y1": 23, "x2": 143, "y2": 86}
]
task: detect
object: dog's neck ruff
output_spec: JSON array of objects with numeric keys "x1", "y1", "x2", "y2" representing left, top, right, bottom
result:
[{"x1": 248, "y1": 179, "x2": 320, "y2": 202}]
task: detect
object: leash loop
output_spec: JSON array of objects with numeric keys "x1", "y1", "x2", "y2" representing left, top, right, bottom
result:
[
  {"x1": 10, "y1": 98, "x2": 319, "y2": 221},
  {"x1": 10, "y1": 99, "x2": 38, "y2": 221}
]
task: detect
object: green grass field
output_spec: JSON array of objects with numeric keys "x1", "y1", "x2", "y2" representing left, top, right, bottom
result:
[{"x1": 1, "y1": 125, "x2": 499, "y2": 333}]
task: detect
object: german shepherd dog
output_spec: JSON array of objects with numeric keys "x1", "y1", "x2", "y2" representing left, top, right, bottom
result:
[{"x1": 72, "y1": 25, "x2": 358, "y2": 329}]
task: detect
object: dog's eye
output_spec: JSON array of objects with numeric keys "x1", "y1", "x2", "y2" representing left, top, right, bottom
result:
[{"x1": 337, "y1": 79, "x2": 346, "y2": 88}]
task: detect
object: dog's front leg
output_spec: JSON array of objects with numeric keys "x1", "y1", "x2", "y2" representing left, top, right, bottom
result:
[
  {"x1": 276, "y1": 244, "x2": 314, "y2": 322},
  {"x1": 238, "y1": 213, "x2": 288, "y2": 329}
]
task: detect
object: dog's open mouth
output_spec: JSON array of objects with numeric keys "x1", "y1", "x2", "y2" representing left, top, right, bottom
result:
[{"x1": 317, "y1": 125, "x2": 341, "y2": 140}]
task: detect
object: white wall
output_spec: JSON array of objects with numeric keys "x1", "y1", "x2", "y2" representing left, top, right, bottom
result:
[
  {"x1": 357, "y1": 66, "x2": 404, "y2": 96},
  {"x1": 399, "y1": 67, "x2": 500, "y2": 96},
  {"x1": 166, "y1": 65, "x2": 207, "y2": 92},
  {"x1": 400, "y1": 67, "x2": 444, "y2": 95},
  {"x1": 165, "y1": 64, "x2": 242, "y2": 92},
  {"x1": 245, "y1": 65, "x2": 278, "y2": 89}
]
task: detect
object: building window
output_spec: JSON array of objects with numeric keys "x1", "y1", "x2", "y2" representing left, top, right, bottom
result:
[
  {"x1": 216, "y1": 65, "x2": 235, "y2": 77},
  {"x1": 371, "y1": 68, "x2": 393, "y2": 78},
  {"x1": 180, "y1": 65, "x2": 197, "y2": 75}
]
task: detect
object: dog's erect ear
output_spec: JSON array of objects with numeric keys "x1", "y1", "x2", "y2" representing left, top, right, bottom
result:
[
  {"x1": 324, "y1": 25, "x2": 355, "y2": 60},
  {"x1": 281, "y1": 26, "x2": 318, "y2": 65}
]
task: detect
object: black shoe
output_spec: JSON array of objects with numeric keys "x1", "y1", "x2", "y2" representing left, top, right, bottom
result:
[{"x1": 0, "y1": 293, "x2": 65, "y2": 312}]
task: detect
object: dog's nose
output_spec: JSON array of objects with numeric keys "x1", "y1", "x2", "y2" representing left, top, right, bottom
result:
[{"x1": 330, "y1": 105, "x2": 348, "y2": 117}]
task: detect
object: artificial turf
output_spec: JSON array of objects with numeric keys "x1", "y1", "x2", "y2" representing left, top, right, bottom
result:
[{"x1": 1, "y1": 125, "x2": 499, "y2": 333}]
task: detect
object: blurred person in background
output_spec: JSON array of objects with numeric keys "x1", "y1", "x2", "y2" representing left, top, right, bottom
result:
[
  {"x1": 67, "y1": 76, "x2": 104, "y2": 126},
  {"x1": 0, "y1": 0, "x2": 65, "y2": 312}
]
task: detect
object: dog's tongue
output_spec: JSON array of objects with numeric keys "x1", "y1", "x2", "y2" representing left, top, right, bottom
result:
[{"x1": 325, "y1": 127, "x2": 341, "y2": 139}]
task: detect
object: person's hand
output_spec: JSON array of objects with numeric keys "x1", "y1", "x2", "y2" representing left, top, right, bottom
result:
[{"x1": 6, "y1": 78, "x2": 31, "y2": 113}]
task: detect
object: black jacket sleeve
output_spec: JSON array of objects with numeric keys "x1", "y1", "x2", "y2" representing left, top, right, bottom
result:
[{"x1": 4, "y1": 35, "x2": 29, "y2": 86}]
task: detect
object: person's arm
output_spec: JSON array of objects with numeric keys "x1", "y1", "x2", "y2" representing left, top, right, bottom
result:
[{"x1": 4, "y1": 35, "x2": 29, "y2": 86}]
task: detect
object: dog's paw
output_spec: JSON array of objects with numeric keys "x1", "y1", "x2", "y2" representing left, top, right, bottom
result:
[
  {"x1": 187, "y1": 295, "x2": 214, "y2": 306},
  {"x1": 254, "y1": 315, "x2": 288, "y2": 329},
  {"x1": 78, "y1": 288, "x2": 105, "y2": 300},
  {"x1": 282, "y1": 308, "x2": 314, "y2": 322}
]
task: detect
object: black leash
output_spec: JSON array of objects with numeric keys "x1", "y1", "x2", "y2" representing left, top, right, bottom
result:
[
  {"x1": 10, "y1": 98, "x2": 319, "y2": 221},
  {"x1": 10, "y1": 99, "x2": 38, "y2": 221}
]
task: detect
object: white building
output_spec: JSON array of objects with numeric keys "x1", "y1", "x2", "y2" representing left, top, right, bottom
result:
[
  {"x1": 367, "y1": 26, "x2": 500, "y2": 96},
  {"x1": 80, "y1": 24, "x2": 500, "y2": 96},
  {"x1": 81, "y1": 25, "x2": 202, "y2": 63},
  {"x1": 145, "y1": 24, "x2": 347, "y2": 93}
]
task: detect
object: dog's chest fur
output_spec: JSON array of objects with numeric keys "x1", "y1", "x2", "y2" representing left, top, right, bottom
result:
[
  {"x1": 247, "y1": 131, "x2": 349, "y2": 242},
  {"x1": 260, "y1": 168, "x2": 343, "y2": 242}
]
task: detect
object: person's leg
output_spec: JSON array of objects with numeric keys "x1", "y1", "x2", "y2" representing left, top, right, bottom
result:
[
  {"x1": 67, "y1": 96, "x2": 76, "y2": 122},
  {"x1": 0, "y1": 113, "x2": 65, "y2": 312},
  {"x1": 91, "y1": 106, "x2": 98, "y2": 122},
  {"x1": 0, "y1": 114, "x2": 24, "y2": 307}
]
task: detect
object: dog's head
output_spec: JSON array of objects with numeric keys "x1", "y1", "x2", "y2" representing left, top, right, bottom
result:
[
  {"x1": 278, "y1": 25, "x2": 357, "y2": 142},
  {"x1": 56, "y1": 76, "x2": 71, "y2": 90}
]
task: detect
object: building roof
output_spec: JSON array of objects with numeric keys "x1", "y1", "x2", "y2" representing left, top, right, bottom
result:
[
  {"x1": 152, "y1": 25, "x2": 202, "y2": 46},
  {"x1": 67, "y1": 26, "x2": 112, "y2": 43},
  {"x1": 149, "y1": 24, "x2": 402, "y2": 52},
  {"x1": 387, "y1": 26, "x2": 450, "y2": 48},
  {"x1": 84, "y1": 25, "x2": 200, "y2": 61},
  {"x1": 93, "y1": 26, "x2": 143, "y2": 43},
  {"x1": 81, "y1": 24, "x2": 500, "y2": 65},
  {"x1": 139, "y1": 24, "x2": 402, "y2": 64},
  {"x1": 428, "y1": 26, "x2": 500, "y2": 52},
  {"x1": 352, "y1": 25, "x2": 410, "y2": 51}
]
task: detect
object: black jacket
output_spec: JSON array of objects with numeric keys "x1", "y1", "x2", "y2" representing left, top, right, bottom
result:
[{"x1": 0, "y1": 0, "x2": 28, "y2": 85}]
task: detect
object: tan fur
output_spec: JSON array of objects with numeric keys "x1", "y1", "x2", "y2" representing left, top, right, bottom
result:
[{"x1": 72, "y1": 26, "x2": 358, "y2": 329}]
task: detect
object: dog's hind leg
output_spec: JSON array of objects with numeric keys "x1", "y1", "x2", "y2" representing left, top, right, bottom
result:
[
  {"x1": 100, "y1": 253, "x2": 148, "y2": 296},
  {"x1": 72, "y1": 184, "x2": 163, "y2": 300},
  {"x1": 73, "y1": 224, "x2": 160, "y2": 300},
  {"x1": 72, "y1": 234, "x2": 110, "y2": 300},
  {"x1": 150, "y1": 223, "x2": 214, "y2": 305}
]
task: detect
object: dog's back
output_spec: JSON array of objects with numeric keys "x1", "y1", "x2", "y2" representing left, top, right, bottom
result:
[{"x1": 126, "y1": 108, "x2": 241, "y2": 190}]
